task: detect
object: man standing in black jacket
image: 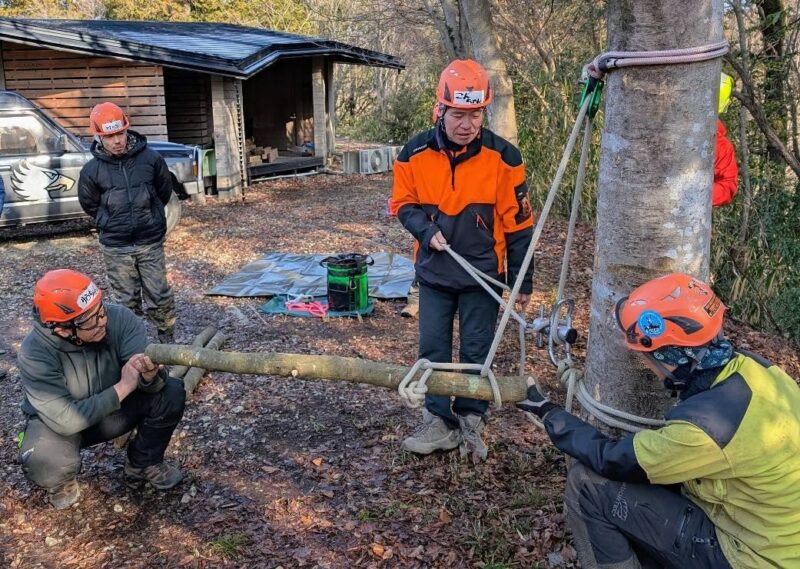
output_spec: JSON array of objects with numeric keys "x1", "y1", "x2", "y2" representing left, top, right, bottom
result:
[{"x1": 78, "y1": 102, "x2": 176, "y2": 343}]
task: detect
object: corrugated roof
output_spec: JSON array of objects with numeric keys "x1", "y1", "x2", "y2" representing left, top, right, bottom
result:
[{"x1": 0, "y1": 18, "x2": 404, "y2": 78}]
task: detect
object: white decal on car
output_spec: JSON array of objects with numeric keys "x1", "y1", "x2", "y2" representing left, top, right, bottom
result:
[{"x1": 10, "y1": 160, "x2": 75, "y2": 202}]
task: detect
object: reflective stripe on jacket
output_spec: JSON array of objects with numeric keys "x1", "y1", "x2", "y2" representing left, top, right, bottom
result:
[{"x1": 391, "y1": 126, "x2": 534, "y2": 293}]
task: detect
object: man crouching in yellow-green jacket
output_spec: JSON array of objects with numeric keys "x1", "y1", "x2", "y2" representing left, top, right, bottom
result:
[{"x1": 517, "y1": 273, "x2": 800, "y2": 569}]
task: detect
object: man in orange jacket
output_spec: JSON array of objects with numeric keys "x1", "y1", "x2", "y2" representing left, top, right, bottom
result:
[
  {"x1": 713, "y1": 74, "x2": 738, "y2": 207},
  {"x1": 392, "y1": 59, "x2": 534, "y2": 460}
]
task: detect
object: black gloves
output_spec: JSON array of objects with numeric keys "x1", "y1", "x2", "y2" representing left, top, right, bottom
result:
[{"x1": 516, "y1": 383, "x2": 559, "y2": 419}]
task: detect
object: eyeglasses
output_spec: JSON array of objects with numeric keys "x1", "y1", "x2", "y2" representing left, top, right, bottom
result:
[{"x1": 73, "y1": 302, "x2": 107, "y2": 331}]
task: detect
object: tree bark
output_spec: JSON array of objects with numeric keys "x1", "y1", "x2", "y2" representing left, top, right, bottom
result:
[
  {"x1": 460, "y1": 0, "x2": 519, "y2": 144},
  {"x1": 182, "y1": 331, "x2": 227, "y2": 395},
  {"x1": 146, "y1": 345, "x2": 530, "y2": 403},
  {"x1": 170, "y1": 325, "x2": 217, "y2": 379},
  {"x1": 583, "y1": 0, "x2": 723, "y2": 432}
]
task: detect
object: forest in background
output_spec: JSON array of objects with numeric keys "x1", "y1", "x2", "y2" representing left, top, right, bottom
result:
[{"x1": 1, "y1": 0, "x2": 798, "y2": 342}]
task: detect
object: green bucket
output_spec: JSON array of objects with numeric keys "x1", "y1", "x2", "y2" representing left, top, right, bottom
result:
[{"x1": 320, "y1": 254, "x2": 373, "y2": 312}]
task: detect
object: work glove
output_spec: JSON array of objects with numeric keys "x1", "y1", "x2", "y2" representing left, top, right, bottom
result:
[{"x1": 516, "y1": 379, "x2": 559, "y2": 420}]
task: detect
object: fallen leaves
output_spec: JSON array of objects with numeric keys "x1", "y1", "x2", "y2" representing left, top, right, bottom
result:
[{"x1": 1, "y1": 175, "x2": 796, "y2": 569}]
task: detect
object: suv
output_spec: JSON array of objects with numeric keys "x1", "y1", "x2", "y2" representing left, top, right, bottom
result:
[{"x1": 0, "y1": 91, "x2": 200, "y2": 233}]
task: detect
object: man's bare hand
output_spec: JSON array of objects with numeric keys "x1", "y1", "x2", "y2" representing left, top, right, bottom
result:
[
  {"x1": 127, "y1": 354, "x2": 161, "y2": 382},
  {"x1": 429, "y1": 231, "x2": 448, "y2": 251},
  {"x1": 115, "y1": 360, "x2": 140, "y2": 401},
  {"x1": 514, "y1": 293, "x2": 531, "y2": 308}
]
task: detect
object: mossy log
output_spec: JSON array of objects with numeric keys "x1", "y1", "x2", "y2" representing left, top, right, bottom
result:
[{"x1": 146, "y1": 344, "x2": 530, "y2": 403}]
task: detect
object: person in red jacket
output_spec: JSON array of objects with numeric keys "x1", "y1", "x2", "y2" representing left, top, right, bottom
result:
[
  {"x1": 714, "y1": 120, "x2": 738, "y2": 206},
  {"x1": 713, "y1": 74, "x2": 738, "y2": 207}
]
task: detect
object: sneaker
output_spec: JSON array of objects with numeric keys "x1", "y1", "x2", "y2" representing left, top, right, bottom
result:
[
  {"x1": 457, "y1": 413, "x2": 488, "y2": 462},
  {"x1": 48, "y1": 479, "x2": 80, "y2": 510},
  {"x1": 157, "y1": 328, "x2": 175, "y2": 344},
  {"x1": 124, "y1": 460, "x2": 183, "y2": 490},
  {"x1": 401, "y1": 409, "x2": 460, "y2": 454}
]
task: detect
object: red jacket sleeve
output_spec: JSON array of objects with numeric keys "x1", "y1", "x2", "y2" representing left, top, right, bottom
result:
[{"x1": 713, "y1": 121, "x2": 739, "y2": 207}]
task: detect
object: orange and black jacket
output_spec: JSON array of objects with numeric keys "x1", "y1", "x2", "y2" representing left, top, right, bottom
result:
[{"x1": 392, "y1": 126, "x2": 534, "y2": 293}]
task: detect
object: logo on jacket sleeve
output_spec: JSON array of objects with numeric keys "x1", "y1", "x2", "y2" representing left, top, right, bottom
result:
[{"x1": 515, "y1": 186, "x2": 533, "y2": 223}]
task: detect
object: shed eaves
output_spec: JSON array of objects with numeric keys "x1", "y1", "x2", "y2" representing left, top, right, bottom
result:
[{"x1": 0, "y1": 18, "x2": 404, "y2": 78}]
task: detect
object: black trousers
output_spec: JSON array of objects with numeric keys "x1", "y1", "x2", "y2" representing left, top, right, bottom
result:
[
  {"x1": 419, "y1": 283, "x2": 499, "y2": 428},
  {"x1": 20, "y1": 379, "x2": 185, "y2": 490},
  {"x1": 565, "y1": 463, "x2": 733, "y2": 569}
]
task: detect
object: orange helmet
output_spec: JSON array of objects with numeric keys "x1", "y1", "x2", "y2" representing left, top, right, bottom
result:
[
  {"x1": 614, "y1": 273, "x2": 725, "y2": 352},
  {"x1": 89, "y1": 102, "x2": 129, "y2": 136},
  {"x1": 436, "y1": 59, "x2": 493, "y2": 109},
  {"x1": 34, "y1": 269, "x2": 103, "y2": 325}
]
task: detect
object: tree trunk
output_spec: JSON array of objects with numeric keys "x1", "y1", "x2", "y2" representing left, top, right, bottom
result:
[
  {"x1": 460, "y1": 0, "x2": 519, "y2": 144},
  {"x1": 583, "y1": 0, "x2": 723, "y2": 432},
  {"x1": 146, "y1": 345, "x2": 529, "y2": 403}
]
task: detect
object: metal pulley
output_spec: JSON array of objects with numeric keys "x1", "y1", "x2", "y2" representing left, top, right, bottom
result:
[{"x1": 528, "y1": 299, "x2": 578, "y2": 366}]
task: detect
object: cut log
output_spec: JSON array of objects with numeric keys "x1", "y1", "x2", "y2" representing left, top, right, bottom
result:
[
  {"x1": 182, "y1": 331, "x2": 227, "y2": 396},
  {"x1": 145, "y1": 345, "x2": 530, "y2": 402},
  {"x1": 170, "y1": 326, "x2": 217, "y2": 379}
]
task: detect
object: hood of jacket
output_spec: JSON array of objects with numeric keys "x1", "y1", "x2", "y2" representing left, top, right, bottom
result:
[{"x1": 90, "y1": 130, "x2": 147, "y2": 163}]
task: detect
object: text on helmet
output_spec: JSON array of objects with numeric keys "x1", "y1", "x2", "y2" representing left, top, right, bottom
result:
[
  {"x1": 77, "y1": 282, "x2": 100, "y2": 309},
  {"x1": 453, "y1": 90, "x2": 485, "y2": 105},
  {"x1": 101, "y1": 120, "x2": 123, "y2": 133}
]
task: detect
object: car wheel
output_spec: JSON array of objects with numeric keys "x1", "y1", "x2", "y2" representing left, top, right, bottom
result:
[{"x1": 165, "y1": 191, "x2": 182, "y2": 235}]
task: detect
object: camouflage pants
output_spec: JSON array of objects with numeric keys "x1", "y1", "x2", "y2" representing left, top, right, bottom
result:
[{"x1": 102, "y1": 241, "x2": 176, "y2": 333}]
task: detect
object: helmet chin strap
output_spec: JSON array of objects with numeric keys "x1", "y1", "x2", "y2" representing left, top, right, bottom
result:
[{"x1": 45, "y1": 321, "x2": 85, "y2": 346}]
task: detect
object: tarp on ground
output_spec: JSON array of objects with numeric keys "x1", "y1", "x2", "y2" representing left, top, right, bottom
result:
[{"x1": 207, "y1": 251, "x2": 414, "y2": 299}]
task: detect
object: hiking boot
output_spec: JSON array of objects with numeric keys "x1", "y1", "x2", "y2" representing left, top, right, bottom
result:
[
  {"x1": 401, "y1": 409, "x2": 460, "y2": 454},
  {"x1": 457, "y1": 413, "x2": 488, "y2": 462},
  {"x1": 124, "y1": 460, "x2": 183, "y2": 490},
  {"x1": 157, "y1": 328, "x2": 174, "y2": 344},
  {"x1": 401, "y1": 285, "x2": 419, "y2": 319},
  {"x1": 48, "y1": 479, "x2": 80, "y2": 510}
]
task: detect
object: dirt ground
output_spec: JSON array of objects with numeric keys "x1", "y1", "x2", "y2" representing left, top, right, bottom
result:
[{"x1": 0, "y1": 174, "x2": 798, "y2": 569}]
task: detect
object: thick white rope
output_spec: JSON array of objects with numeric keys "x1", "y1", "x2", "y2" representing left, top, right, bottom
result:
[{"x1": 398, "y1": 360, "x2": 503, "y2": 410}]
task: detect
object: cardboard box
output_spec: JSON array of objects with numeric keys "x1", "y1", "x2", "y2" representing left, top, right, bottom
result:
[{"x1": 248, "y1": 155, "x2": 262, "y2": 166}]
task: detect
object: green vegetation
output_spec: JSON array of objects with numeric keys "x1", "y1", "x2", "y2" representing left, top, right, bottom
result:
[{"x1": 207, "y1": 532, "x2": 250, "y2": 558}]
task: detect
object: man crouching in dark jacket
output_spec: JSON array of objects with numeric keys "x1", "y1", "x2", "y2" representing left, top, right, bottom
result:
[
  {"x1": 78, "y1": 102, "x2": 177, "y2": 343},
  {"x1": 17, "y1": 269, "x2": 185, "y2": 509}
]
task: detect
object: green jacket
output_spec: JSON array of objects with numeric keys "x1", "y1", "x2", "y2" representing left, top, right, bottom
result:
[{"x1": 18, "y1": 304, "x2": 166, "y2": 436}]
